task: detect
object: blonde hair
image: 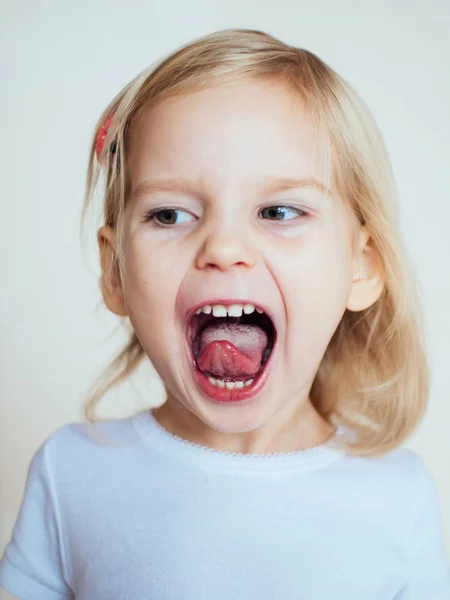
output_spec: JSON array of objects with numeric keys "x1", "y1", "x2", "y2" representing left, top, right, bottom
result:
[{"x1": 82, "y1": 28, "x2": 430, "y2": 456}]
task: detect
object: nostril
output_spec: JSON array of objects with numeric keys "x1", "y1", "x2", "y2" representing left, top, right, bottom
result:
[{"x1": 203, "y1": 261, "x2": 248, "y2": 270}]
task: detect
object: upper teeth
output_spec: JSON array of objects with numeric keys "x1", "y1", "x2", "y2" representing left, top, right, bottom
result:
[{"x1": 195, "y1": 303, "x2": 264, "y2": 317}]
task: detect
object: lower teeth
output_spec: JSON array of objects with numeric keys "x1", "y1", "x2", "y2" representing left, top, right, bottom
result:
[{"x1": 207, "y1": 376, "x2": 254, "y2": 389}]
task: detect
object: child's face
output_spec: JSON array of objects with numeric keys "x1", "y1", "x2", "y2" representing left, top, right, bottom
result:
[{"x1": 100, "y1": 79, "x2": 381, "y2": 443}]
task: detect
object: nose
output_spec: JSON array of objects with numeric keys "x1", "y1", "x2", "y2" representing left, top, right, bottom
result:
[{"x1": 195, "y1": 228, "x2": 257, "y2": 272}]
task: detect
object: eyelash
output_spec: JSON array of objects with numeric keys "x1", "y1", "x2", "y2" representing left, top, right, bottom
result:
[{"x1": 142, "y1": 206, "x2": 310, "y2": 227}]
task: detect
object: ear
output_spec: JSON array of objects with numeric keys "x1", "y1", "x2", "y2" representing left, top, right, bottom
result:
[
  {"x1": 346, "y1": 227, "x2": 385, "y2": 312},
  {"x1": 97, "y1": 226, "x2": 128, "y2": 317}
]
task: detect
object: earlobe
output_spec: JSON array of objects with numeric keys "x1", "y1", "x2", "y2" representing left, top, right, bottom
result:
[
  {"x1": 346, "y1": 227, "x2": 385, "y2": 312},
  {"x1": 97, "y1": 226, "x2": 128, "y2": 317}
]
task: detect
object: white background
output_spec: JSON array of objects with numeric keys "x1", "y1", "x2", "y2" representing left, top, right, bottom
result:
[{"x1": 1, "y1": 0, "x2": 449, "y2": 596}]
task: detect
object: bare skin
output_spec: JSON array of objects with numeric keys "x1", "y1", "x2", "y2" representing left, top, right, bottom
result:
[{"x1": 98, "y1": 79, "x2": 384, "y2": 454}]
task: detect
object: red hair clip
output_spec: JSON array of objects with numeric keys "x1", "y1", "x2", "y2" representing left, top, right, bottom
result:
[{"x1": 95, "y1": 112, "x2": 117, "y2": 161}]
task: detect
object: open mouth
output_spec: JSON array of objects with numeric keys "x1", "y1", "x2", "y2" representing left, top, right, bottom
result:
[{"x1": 186, "y1": 303, "x2": 277, "y2": 400}]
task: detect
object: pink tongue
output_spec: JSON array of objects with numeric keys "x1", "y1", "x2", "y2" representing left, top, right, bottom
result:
[{"x1": 197, "y1": 322, "x2": 268, "y2": 378}]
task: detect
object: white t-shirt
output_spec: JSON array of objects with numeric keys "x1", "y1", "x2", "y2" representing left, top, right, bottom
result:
[{"x1": 1, "y1": 409, "x2": 449, "y2": 599}]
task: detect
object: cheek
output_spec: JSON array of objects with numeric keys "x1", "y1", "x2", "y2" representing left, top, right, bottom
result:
[
  {"x1": 279, "y1": 230, "x2": 353, "y2": 349},
  {"x1": 119, "y1": 235, "x2": 192, "y2": 379},
  {"x1": 280, "y1": 226, "x2": 353, "y2": 291},
  {"x1": 121, "y1": 235, "x2": 185, "y2": 327}
]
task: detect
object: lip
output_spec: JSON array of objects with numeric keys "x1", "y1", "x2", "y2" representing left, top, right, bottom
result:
[{"x1": 183, "y1": 297, "x2": 279, "y2": 404}]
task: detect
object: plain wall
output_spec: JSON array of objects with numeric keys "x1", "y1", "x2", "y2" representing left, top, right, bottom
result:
[{"x1": 1, "y1": 1, "x2": 449, "y2": 597}]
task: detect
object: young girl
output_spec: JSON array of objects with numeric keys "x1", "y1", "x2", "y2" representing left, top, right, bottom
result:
[{"x1": 0, "y1": 28, "x2": 449, "y2": 600}]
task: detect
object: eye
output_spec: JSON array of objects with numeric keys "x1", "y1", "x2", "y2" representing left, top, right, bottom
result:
[
  {"x1": 259, "y1": 205, "x2": 307, "y2": 221},
  {"x1": 143, "y1": 208, "x2": 195, "y2": 226}
]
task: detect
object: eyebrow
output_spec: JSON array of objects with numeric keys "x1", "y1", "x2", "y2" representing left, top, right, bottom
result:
[
  {"x1": 262, "y1": 176, "x2": 331, "y2": 195},
  {"x1": 130, "y1": 174, "x2": 331, "y2": 200}
]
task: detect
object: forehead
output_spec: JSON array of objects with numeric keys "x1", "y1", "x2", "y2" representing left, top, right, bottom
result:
[{"x1": 127, "y1": 80, "x2": 330, "y2": 194}]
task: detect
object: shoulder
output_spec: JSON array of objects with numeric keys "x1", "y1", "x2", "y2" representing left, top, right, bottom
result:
[
  {"x1": 48, "y1": 412, "x2": 141, "y2": 445},
  {"x1": 326, "y1": 444, "x2": 435, "y2": 508},
  {"x1": 332, "y1": 446, "x2": 440, "y2": 536},
  {"x1": 32, "y1": 413, "x2": 146, "y2": 477},
  {"x1": 345, "y1": 446, "x2": 436, "y2": 499},
  {"x1": 382, "y1": 448, "x2": 443, "y2": 519},
  {"x1": 333, "y1": 425, "x2": 432, "y2": 490},
  {"x1": 366, "y1": 446, "x2": 431, "y2": 479},
  {"x1": 370, "y1": 447, "x2": 436, "y2": 496}
]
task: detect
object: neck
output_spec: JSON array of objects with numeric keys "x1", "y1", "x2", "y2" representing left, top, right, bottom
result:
[{"x1": 152, "y1": 392, "x2": 335, "y2": 455}]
